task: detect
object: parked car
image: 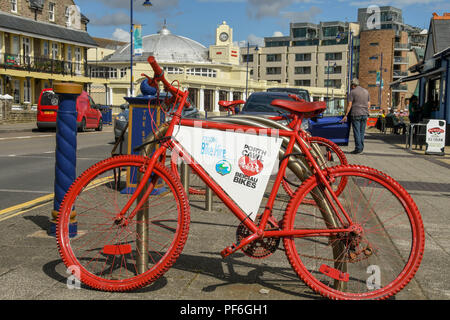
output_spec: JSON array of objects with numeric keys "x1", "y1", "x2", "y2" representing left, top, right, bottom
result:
[
  {"x1": 36, "y1": 88, "x2": 103, "y2": 132},
  {"x1": 239, "y1": 91, "x2": 350, "y2": 145},
  {"x1": 267, "y1": 87, "x2": 311, "y2": 102},
  {"x1": 114, "y1": 104, "x2": 129, "y2": 142}
]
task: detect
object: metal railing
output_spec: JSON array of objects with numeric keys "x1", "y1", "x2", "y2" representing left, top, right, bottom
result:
[
  {"x1": 393, "y1": 70, "x2": 408, "y2": 78},
  {"x1": 0, "y1": 53, "x2": 108, "y2": 79},
  {"x1": 392, "y1": 83, "x2": 408, "y2": 91},
  {"x1": 393, "y1": 56, "x2": 409, "y2": 64},
  {"x1": 394, "y1": 43, "x2": 411, "y2": 50}
]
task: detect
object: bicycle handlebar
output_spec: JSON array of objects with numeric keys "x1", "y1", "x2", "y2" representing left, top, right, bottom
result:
[{"x1": 145, "y1": 56, "x2": 186, "y2": 99}]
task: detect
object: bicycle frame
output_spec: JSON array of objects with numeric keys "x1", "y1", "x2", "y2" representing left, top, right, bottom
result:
[
  {"x1": 116, "y1": 56, "x2": 355, "y2": 257},
  {"x1": 115, "y1": 100, "x2": 355, "y2": 257}
]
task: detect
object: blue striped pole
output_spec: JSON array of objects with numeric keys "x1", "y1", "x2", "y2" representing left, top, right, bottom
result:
[{"x1": 50, "y1": 83, "x2": 82, "y2": 238}]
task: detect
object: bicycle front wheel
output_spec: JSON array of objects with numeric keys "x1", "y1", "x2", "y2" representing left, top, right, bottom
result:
[
  {"x1": 56, "y1": 155, "x2": 190, "y2": 291},
  {"x1": 283, "y1": 165, "x2": 424, "y2": 300}
]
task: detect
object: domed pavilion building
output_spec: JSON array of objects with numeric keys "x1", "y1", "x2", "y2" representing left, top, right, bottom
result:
[{"x1": 88, "y1": 22, "x2": 346, "y2": 115}]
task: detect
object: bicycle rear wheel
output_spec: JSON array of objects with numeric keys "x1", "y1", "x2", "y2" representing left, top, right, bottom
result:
[
  {"x1": 282, "y1": 136, "x2": 348, "y2": 198},
  {"x1": 283, "y1": 165, "x2": 424, "y2": 300},
  {"x1": 56, "y1": 155, "x2": 190, "y2": 291}
]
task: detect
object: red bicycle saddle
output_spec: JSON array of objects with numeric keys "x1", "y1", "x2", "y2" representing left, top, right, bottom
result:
[
  {"x1": 218, "y1": 100, "x2": 245, "y2": 110},
  {"x1": 271, "y1": 99, "x2": 326, "y2": 118}
]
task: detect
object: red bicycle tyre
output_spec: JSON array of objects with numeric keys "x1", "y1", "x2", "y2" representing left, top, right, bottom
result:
[
  {"x1": 283, "y1": 165, "x2": 424, "y2": 300},
  {"x1": 56, "y1": 155, "x2": 190, "y2": 292}
]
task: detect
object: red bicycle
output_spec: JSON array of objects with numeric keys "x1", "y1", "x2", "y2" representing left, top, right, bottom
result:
[
  {"x1": 56, "y1": 56, "x2": 424, "y2": 299},
  {"x1": 171, "y1": 96, "x2": 348, "y2": 197}
]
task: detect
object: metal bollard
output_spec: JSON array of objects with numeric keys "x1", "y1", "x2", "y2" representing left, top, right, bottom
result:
[
  {"x1": 205, "y1": 187, "x2": 213, "y2": 212},
  {"x1": 49, "y1": 83, "x2": 82, "y2": 238},
  {"x1": 180, "y1": 163, "x2": 190, "y2": 195}
]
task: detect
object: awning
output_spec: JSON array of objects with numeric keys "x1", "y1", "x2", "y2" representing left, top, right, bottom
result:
[{"x1": 390, "y1": 67, "x2": 445, "y2": 86}]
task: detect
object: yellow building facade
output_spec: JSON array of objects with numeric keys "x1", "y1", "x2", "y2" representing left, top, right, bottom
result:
[{"x1": 0, "y1": 0, "x2": 106, "y2": 108}]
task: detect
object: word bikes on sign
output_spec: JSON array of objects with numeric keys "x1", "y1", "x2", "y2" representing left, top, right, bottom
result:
[{"x1": 173, "y1": 124, "x2": 283, "y2": 221}]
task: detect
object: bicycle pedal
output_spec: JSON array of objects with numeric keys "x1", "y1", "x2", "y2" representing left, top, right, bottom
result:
[{"x1": 220, "y1": 245, "x2": 236, "y2": 258}]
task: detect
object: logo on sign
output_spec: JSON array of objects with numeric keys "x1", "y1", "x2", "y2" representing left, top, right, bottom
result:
[
  {"x1": 238, "y1": 156, "x2": 263, "y2": 176},
  {"x1": 216, "y1": 160, "x2": 232, "y2": 176},
  {"x1": 428, "y1": 127, "x2": 445, "y2": 135}
]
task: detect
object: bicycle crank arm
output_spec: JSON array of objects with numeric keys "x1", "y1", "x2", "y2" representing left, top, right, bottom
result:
[{"x1": 220, "y1": 232, "x2": 261, "y2": 258}]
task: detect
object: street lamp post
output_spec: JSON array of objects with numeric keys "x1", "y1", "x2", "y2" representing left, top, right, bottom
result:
[
  {"x1": 245, "y1": 42, "x2": 249, "y2": 100},
  {"x1": 326, "y1": 61, "x2": 337, "y2": 107},
  {"x1": 378, "y1": 52, "x2": 384, "y2": 110},
  {"x1": 130, "y1": 0, "x2": 152, "y2": 97}
]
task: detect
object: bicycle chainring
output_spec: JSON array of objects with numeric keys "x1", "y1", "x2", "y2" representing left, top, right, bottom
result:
[{"x1": 235, "y1": 215, "x2": 280, "y2": 259}]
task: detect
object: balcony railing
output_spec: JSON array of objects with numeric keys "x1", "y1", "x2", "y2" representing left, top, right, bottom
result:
[
  {"x1": 394, "y1": 43, "x2": 411, "y2": 50},
  {"x1": 393, "y1": 56, "x2": 409, "y2": 64},
  {"x1": 0, "y1": 53, "x2": 108, "y2": 79},
  {"x1": 392, "y1": 84, "x2": 408, "y2": 92},
  {"x1": 393, "y1": 70, "x2": 408, "y2": 78}
]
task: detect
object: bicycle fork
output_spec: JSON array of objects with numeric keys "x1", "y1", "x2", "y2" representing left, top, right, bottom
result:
[{"x1": 113, "y1": 146, "x2": 167, "y2": 227}]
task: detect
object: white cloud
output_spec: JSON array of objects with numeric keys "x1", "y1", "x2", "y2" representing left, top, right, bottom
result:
[
  {"x1": 272, "y1": 31, "x2": 284, "y2": 37},
  {"x1": 90, "y1": 12, "x2": 133, "y2": 26},
  {"x1": 248, "y1": 34, "x2": 265, "y2": 46},
  {"x1": 347, "y1": 0, "x2": 444, "y2": 7},
  {"x1": 282, "y1": 6, "x2": 322, "y2": 23},
  {"x1": 112, "y1": 28, "x2": 130, "y2": 42}
]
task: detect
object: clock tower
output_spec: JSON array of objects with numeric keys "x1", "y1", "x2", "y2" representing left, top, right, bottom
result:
[{"x1": 210, "y1": 21, "x2": 240, "y2": 65}]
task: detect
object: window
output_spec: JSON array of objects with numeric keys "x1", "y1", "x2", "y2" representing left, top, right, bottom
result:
[
  {"x1": 12, "y1": 36, "x2": 20, "y2": 55},
  {"x1": 43, "y1": 41, "x2": 49, "y2": 57},
  {"x1": 295, "y1": 53, "x2": 311, "y2": 61},
  {"x1": 325, "y1": 52, "x2": 342, "y2": 60},
  {"x1": 266, "y1": 54, "x2": 281, "y2": 62},
  {"x1": 164, "y1": 67, "x2": 184, "y2": 75},
  {"x1": 75, "y1": 47, "x2": 81, "y2": 73},
  {"x1": 52, "y1": 43, "x2": 58, "y2": 59},
  {"x1": 11, "y1": 0, "x2": 18, "y2": 13},
  {"x1": 49, "y1": 2, "x2": 55, "y2": 22},
  {"x1": 120, "y1": 67, "x2": 128, "y2": 78},
  {"x1": 324, "y1": 79, "x2": 342, "y2": 88},
  {"x1": 370, "y1": 42, "x2": 379, "y2": 46},
  {"x1": 13, "y1": 79, "x2": 20, "y2": 103},
  {"x1": 324, "y1": 65, "x2": 341, "y2": 74},
  {"x1": 67, "y1": 46, "x2": 72, "y2": 61},
  {"x1": 294, "y1": 66, "x2": 311, "y2": 74},
  {"x1": 186, "y1": 68, "x2": 217, "y2": 77},
  {"x1": 292, "y1": 39, "x2": 319, "y2": 46},
  {"x1": 65, "y1": 6, "x2": 70, "y2": 26},
  {"x1": 24, "y1": 78, "x2": 31, "y2": 103},
  {"x1": 292, "y1": 28, "x2": 307, "y2": 38},
  {"x1": 242, "y1": 54, "x2": 253, "y2": 62},
  {"x1": 266, "y1": 41, "x2": 289, "y2": 47},
  {"x1": 295, "y1": 79, "x2": 311, "y2": 86},
  {"x1": 266, "y1": 67, "x2": 281, "y2": 75}
]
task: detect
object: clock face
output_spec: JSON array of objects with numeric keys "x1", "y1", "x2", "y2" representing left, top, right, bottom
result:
[{"x1": 219, "y1": 32, "x2": 229, "y2": 42}]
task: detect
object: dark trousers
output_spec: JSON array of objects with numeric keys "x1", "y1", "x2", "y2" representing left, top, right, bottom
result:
[{"x1": 351, "y1": 115, "x2": 368, "y2": 152}]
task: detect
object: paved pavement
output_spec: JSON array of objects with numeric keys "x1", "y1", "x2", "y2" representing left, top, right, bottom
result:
[{"x1": 0, "y1": 121, "x2": 449, "y2": 304}]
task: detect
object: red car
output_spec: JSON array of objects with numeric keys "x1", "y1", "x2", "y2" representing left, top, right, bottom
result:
[{"x1": 36, "y1": 88, "x2": 103, "y2": 132}]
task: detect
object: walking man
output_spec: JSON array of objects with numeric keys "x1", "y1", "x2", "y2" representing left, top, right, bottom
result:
[{"x1": 342, "y1": 78, "x2": 370, "y2": 154}]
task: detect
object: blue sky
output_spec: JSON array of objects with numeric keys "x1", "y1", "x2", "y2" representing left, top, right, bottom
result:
[{"x1": 75, "y1": 0, "x2": 448, "y2": 47}]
